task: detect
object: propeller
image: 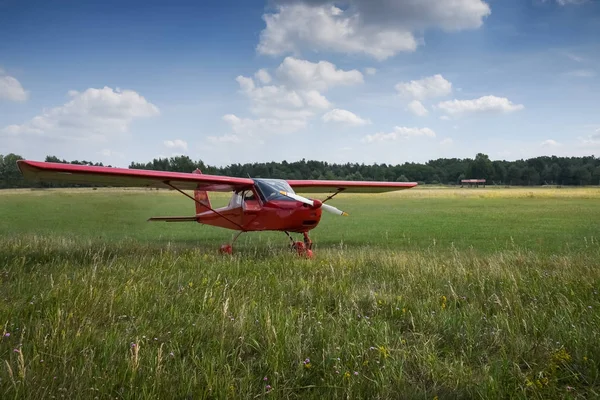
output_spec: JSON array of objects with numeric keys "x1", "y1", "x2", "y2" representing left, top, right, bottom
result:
[{"x1": 279, "y1": 191, "x2": 348, "y2": 216}]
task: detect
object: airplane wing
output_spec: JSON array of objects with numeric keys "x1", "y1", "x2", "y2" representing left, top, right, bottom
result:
[
  {"x1": 17, "y1": 160, "x2": 254, "y2": 192},
  {"x1": 287, "y1": 179, "x2": 418, "y2": 193}
]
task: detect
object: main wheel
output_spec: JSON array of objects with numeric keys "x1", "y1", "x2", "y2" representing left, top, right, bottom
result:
[
  {"x1": 292, "y1": 241, "x2": 306, "y2": 256},
  {"x1": 219, "y1": 244, "x2": 233, "y2": 254}
]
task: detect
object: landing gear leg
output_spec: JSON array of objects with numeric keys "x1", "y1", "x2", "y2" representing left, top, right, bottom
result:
[
  {"x1": 284, "y1": 231, "x2": 295, "y2": 246},
  {"x1": 284, "y1": 231, "x2": 314, "y2": 258},
  {"x1": 303, "y1": 232, "x2": 313, "y2": 250},
  {"x1": 303, "y1": 232, "x2": 314, "y2": 258},
  {"x1": 219, "y1": 231, "x2": 243, "y2": 255}
]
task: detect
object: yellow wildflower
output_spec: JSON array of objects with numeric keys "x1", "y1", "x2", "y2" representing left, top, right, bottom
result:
[{"x1": 378, "y1": 345, "x2": 390, "y2": 359}]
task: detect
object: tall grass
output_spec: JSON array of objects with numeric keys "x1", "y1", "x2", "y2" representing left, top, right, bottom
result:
[{"x1": 2, "y1": 236, "x2": 599, "y2": 399}]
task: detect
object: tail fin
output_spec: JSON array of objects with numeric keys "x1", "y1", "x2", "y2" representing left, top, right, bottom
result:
[{"x1": 193, "y1": 168, "x2": 212, "y2": 214}]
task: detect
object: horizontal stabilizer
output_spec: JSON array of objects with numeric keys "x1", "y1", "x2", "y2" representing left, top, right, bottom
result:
[{"x1": 148, "y1": 216, "x2": 198, "y2": 222}]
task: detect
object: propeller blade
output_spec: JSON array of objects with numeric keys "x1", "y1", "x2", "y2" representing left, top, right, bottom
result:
[
  {"x1": 279, "y1": 190, "x2": 314, "y2": 206},
  {"x1": 279, "y1": 190, "x2": 349, "y2": 216},
  {"x1": 322, "y1": 203, "x2": 349, "y2": 217}
]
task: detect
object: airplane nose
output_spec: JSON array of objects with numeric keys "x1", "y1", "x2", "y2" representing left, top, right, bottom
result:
[{"x1": 311, "y1": 199, "x2": 323, "y2": 209}]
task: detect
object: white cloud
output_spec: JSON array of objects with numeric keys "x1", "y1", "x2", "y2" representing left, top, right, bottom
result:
[
  {"x1": 565, "y1": 69, "x2": 596, "y2": 78},
  {"x1": 217, "y1": 57, "x2": 365, "y2": 146},
  {"x1": 364, "y1": 67, "x2": 377, "y2": 75},
  {"x1": 217, "y1": 58, "x2": 356, "y2": 144},
  {"x1": 407, "y1": 100, "x2": 428, "y2": 117},
  {"x1": 566, "y1": 53, "x2": 584, "y2": 63},
  {"x1": 255, "y1": 68, "x2": 272, "y2": 84},
  {"x1": 207, "y1": 134, "x2": 243, "y2": 144},
  {"x1": 259, "y1": 1, "x2": 490, "y2": 60},
  {"x1": 1, "y1": 87, "x2": 159, "y2": 139},
  {"x1": 99, "y1": 149, "x2": 125, "y2": 158},
  {"x1": 541, "y1": 139, "x2": 561, "y2": 147},
  {"x1": 362, "y1": 126, "x2": 436, "y2": 143},
  {"x1": 440, "y1": 138, "x2": 454, "y2": 145},
  {"x1": 164, "y1": 139, "x2": 188, "y2": 151},
  {"x1": 437, "y1": 95, "x2": 524, "y2": 115},
  {"x1": 322, "y1": 109, "x2": 370, "y2": 126},
  {"x1": 396, "y1": 74, "x2": 452, "y2": 100},
  {"x1": 235, "y1": 74, "x2": 331, "y2": 119},
  {"x1": 0, "y1": 70, "x2": 28, "y2": 102},
  {"x1": 440, "y1": 115, "x2": 451, "y2": 121},
  {"x1": 556, "y1": 0, "x2": 588, "y2": 5},
  {"x1": 276, "y1": 57, "x2": 363, "y2": 91},
  {"x1": 579, "y1": 129, "x2": 600, "y2": 146},
  {"x1": 222, "y1": 114, "x2": 307, "y2": 136},
  {"x1": 258, "y1": 5, "x2": 416, "y2": 60}
]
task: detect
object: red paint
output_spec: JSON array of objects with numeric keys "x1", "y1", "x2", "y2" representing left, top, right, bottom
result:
[
  {"x1": 17, "y1": 160, "x2": 254, "y2": 192},
  {"x1": 288, "y1": 179, "x2": 418, "y2": 193},
  {"x1": 196, "y1": 198, "x2": 323, "y2": 233}
]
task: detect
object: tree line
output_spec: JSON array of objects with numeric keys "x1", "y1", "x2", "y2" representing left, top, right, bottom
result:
[{"x1": 1, "y1": 152, "x2": 600, "y2": 189}]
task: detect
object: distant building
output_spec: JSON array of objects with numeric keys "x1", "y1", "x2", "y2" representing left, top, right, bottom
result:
[{"x1": 461, "y1": 179, "x2": 486, "y2": 188}]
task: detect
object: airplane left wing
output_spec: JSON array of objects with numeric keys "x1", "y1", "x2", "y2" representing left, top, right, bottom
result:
[
  {"x1": 17, "y1": 160, "x2": 254, "y2": 192},
  {"x1": 287, "y1": 179, "x2": 418, "y2": 193}
]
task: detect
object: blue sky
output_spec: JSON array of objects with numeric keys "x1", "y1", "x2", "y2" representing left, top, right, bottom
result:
[{"x1": 1, "y1": 0, "x2": 599, "y2": 167}]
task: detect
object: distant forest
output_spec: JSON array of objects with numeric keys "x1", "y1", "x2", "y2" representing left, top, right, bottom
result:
[{"x1": 1, "y1": 152, "x2": 600, "y2": 189}]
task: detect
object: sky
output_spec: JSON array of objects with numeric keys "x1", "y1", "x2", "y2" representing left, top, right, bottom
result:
[{"x1": 1, "y1": 0, "x2": 600, "y2": 167}]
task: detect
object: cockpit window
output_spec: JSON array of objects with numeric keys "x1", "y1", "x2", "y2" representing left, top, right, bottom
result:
[{"x1": 254, "y1": 178, "x2": 296, "y2": 202}]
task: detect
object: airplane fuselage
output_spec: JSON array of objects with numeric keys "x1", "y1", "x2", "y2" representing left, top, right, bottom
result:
[{"x1": 196, "y1": 199, "x2": 323, "y2": 233}]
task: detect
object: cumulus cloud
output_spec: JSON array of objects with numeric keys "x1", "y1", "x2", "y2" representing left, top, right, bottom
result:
[
  {"x1": 98, "y1": 149, "x2": 125, "y2": 158},
  {"x1": 556, "y1": 0, "x2": 588, "y2": 5},
  {"x1": 222, "y1": 114, "x2": 307, "y2": 136},
  {"x1": 1, "y1": 87, "x2": 159, "y2": 139},
  {"x1": 214, "y1": 57, "x2": 368, "y2": 143},
  {"x1": 364, "y1": 67, "x2": 377, "y2": 75},
  {"x1": 566, "y1": 53, "x2": 584, "y2": 62},
  {"x1": 164, "y1": 139, "x2": 188, "y2": 151},
  {"x1": 207, "y1": 134, "x2": 243, "y2": 144},
  {"x1": 322, "y1": 109, "x2": 370, "y2": 126},
  {"x1": 259, "y1": 1, "x2": 490, "y2": 60},
  {"x1": 362, "y1": 126, "x2": 436, "y2": 143},
  {"x1": 258, "y1": 5, "x2": 417, "y2": 60},
  {"x1": 255, "y1": 68, "x2": 272, "y2": 84},
  {"x1": 407, "y1": 100, "x2": 429, "y2": 117},
  {"x1": 215, "y1": 57, "x2": 365, "y2": 141},
  {"x1": 0, "y1": 70, "x2": 28, "y2": 102},
  {"x1": 235, "y1": 74, "x2": 331, "y2": 120},
  {"x1": 579, "y1": 129, "x2": 600, "y2": 146},
  {"x1": 437, "y1": 95, "x2": 524, "y2": 115},
  {"x1": 396, "y1": 74, "x2": 452, "y2": 100},
  {"x1": 541, "y1": 139, "x2": 561, "y2": 147},
  {"x1": 565, "y1": 69, "x2": 596, "y2": 78},
  {"x1": 276, "y1": 57, "x2": 363, "y2": 91}
]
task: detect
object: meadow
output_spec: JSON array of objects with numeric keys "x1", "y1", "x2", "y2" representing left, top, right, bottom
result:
[{"x1": 1, "y1": 187, "x2": 600, "y2": 399}]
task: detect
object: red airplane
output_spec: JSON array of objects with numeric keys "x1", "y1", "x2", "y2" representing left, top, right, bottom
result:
[{"x1": 18, "y1": 160, "x2": 417, "y2": 257}]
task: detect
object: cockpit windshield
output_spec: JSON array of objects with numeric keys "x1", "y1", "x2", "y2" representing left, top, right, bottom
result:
[{"x1": 253, "y1": 178, "x2": 296, "y2": 202}]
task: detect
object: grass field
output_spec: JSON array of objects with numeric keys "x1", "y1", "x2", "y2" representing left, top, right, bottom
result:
[{"x1": 1, "y1": 187, "x2": 600, "y2": 399}]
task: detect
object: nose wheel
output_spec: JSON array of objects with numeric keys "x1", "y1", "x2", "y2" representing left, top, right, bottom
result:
[{"x1": 285, "y1": 232, "x2": 314, "y2": 258}]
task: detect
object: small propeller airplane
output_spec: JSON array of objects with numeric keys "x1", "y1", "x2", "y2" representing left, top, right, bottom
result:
[{"x1": 18, "y1": 160, "x2": 417, "y2": 257}]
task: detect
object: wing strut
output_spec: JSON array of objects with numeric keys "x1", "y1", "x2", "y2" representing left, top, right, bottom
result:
[
  {"x1": 322, "y1": 188, "x2": 346, "y2": 203},
  {"x1": 163, "y1": 181, "x2": 245, "y2": 231}
]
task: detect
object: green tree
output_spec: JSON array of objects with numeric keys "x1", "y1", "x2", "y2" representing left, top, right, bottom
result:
[
  {"x1": 507, "y1": 165, "x2": 523, "y2": 185},
  {"x1": 467, "y1": 153, "x2": 494, "y2": 180},
  {"x1": 593, "y1": 166, "x2": 600, "y2": 185},
  {"x1": 0, "y1": 153, "x2": 25, "y2": 188}
]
